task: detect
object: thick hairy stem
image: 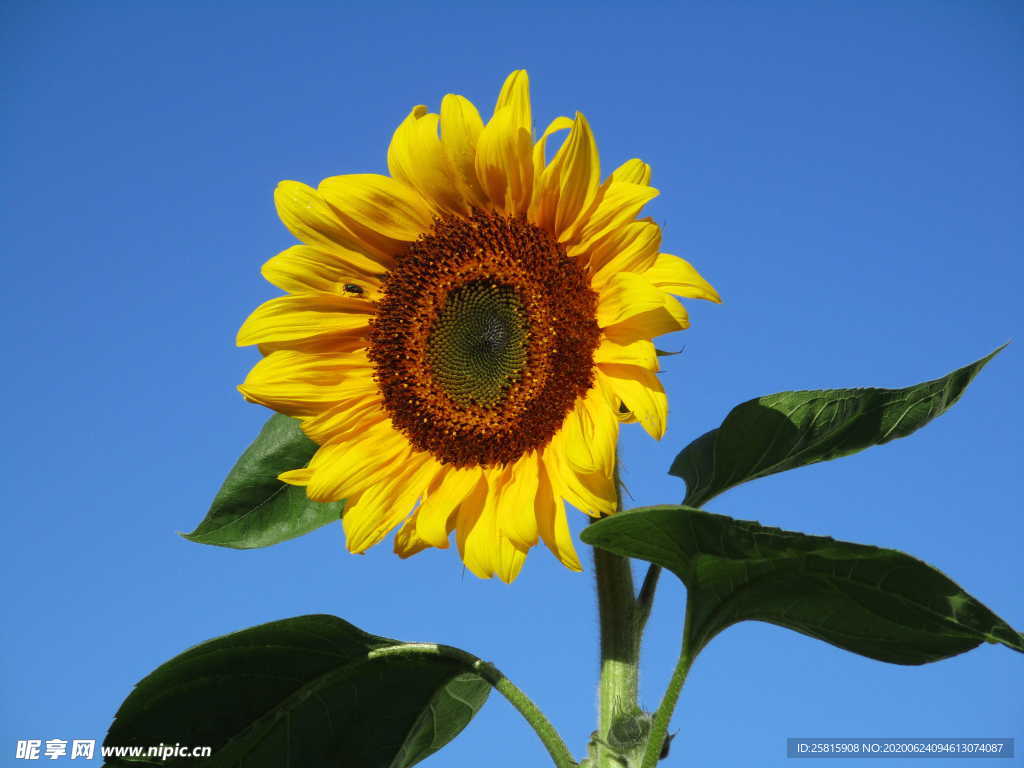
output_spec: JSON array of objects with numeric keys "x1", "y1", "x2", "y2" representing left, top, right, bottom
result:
[{"x1": 592, "y1": 463, "x2": 641, "y2": 766}]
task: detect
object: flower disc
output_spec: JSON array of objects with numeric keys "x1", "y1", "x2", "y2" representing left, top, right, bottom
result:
[
  {"x1": 368, "y1": 210, "x2": 601, "y2": 468},
  {"x1": 427, "y1": 281, "x2": 529, "y2": 409}
]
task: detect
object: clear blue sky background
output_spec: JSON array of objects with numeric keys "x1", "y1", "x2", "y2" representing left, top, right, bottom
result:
[{"x1": 2, "y1": 2, "x2": 1021, "y2": 766}]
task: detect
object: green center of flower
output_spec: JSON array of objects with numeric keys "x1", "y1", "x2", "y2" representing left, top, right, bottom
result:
[{"x1": 427, "y1": 281, "x2": 529, "y2": 408}]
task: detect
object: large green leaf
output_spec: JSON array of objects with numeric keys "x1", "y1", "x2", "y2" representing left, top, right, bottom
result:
[
  {"x1": 104, "y1": 615, "x2": 490, "y2": 767},
  {"x1": 582, "y1": 506, "x2": 1023, "y2": 665},
  {"x1": 670, "y1": 347, "x2": 1004, "y2": 508},
  {"x1": 183, "y1": 414, "x2": 343, "y2": 548}
]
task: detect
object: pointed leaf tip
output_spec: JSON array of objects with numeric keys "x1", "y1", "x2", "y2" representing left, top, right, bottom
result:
[
  {"x1": 670, "y1": 346, "x2": 1005, "y2": 507},
  {"x1": 185, "y1": 414, "x2": 343, "y2": 549},
  {"x1": 582, "y1": 505, "x2": 1023, "y2": 665}
]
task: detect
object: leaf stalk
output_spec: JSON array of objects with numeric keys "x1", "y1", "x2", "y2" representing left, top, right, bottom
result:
[
  {"x1": 370, "y1": 643, "x2": 577, "y2": 768},
  {"x1": 639, "y1": 599, "x2": 697, "y2": 768}
]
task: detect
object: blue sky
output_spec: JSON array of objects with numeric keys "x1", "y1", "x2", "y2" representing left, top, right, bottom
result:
[{"x1": 2, "y1": 1, "x2": 1021, "y2": 766}]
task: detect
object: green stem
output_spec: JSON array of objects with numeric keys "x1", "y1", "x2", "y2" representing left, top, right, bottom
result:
[
  {"x1": 594, "y1": 547, "x2": 639, "y2": 730},
  {"x1": 635, "y1": 564, "x2": 661, "y2": 634},
  {"x1": 369, "y1": 643, "x2": 576, "y2": 768},
  {"x1": 638, "y1": 599, "x2": 697, "y2": 768},
  {"x1": 593, "y1": 465, "x2": 641, "y2": 766}
]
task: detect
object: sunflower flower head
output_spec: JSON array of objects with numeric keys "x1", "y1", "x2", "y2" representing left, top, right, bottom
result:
[{"x1": 237, "y1": 71, "x2": 720, "y2": 582}]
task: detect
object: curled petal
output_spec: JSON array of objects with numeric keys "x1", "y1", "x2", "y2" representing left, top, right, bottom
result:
[
  {"x1": 457, "y1": 471, "x2": 528, "y2": 583},
  {"x1": 440, "y1": 93, "x2": 487, "y2": 207},
  {"x1": 536, "y1": 460, "x2": 582, "y2": 572},
  {"x1": 645, "y1": 253, "x2": 721, "y2": 303},
  {"x1": 388, "y1": 106, "x2": 465, "y2": 215},
  {"x1": 597, "y1": 365, "x2": 668, "y2": 440},
  {"x1": 610, "y1": 158, "x2": 651, "y2": 185},
  {"x1": 496, "y1": 454, "x2": 541, "y2": 549},
  {"x1": 416, "y1": 466, "x2": 482, "y2": 548},
  {"x1": 532, "y1": 112, "x2": 601, "y2": 237},
  {"x1": 475, "y1": 70, "x2": 534, "y2": 215}
]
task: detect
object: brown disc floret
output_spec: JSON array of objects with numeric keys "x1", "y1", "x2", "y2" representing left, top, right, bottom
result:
[{"x1": 368, "y1": 210, "x2": 601, "y2": 468}]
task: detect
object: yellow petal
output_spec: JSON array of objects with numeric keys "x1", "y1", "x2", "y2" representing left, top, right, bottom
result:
[
  {"x1": 475, "y1": 106, "x2": 534, "y2": 215},
  {"x1": 257, "y1": 334, "x2": 367, "y2": 358},
  {"x1": 455, "y1": 475, "x2": 492, "y2": 578},
  {"x1": 388, "y1": 106, "x2": 466, "y2": 215},
  {"x1": 532, "y1": 112, "x2": 601, "y2": 237},
  {"x1": 343, "y1": 452, "x2": 436, "y2": 553},
  {"x1": 598, "y1": 364, "x2": 668, "y2": 440},
  {"x1": 318, "y1": 173, "x2": 434, "y2": 243},
  {"x1": 440, "y1": 93, "x2": 487, "y2": 207},
  {"x1": 603, "y1": 290, "x2": 690, "y2": 343},
  {"x1": 561, "y1": 380, "x2": 618, "y2": 476},
  {"x1": 239, "y1": 349, "x2": 374, "y2": 416},
  {"x1": 394, "y1": 507, "x2": 452, "y2": 559},
  {"x1": 416, "y1": 465, "x2": 482, "y2": 548},
  {"x1": 297, "y1": 392, "x2": 383, "y2": 445},
  {"x1": 236, "y1": 294, "x2": 374, "y2": 346},
  {"x1": 645, "y1": 253, "x2": 721, "y2": 303},
  {"x1": 475, "y1": 71, "x2": 534, "y2": 215},
  {"x1": 456, "y1": 470, "x2": 528, "y2": 582},
  {"x1": 544, "y1": 430, "x2": 617, "y2": 517},
  {"x1": 278, "y1": 467, "x2": 313, "y2": 486},
  {"x1": 560, "y1": 159, "x2": 655, "y2": 248},
  {"x1": 394, "y1": 513, "x2": 429, "y2": 558},
  {"x1": 531, "y1": 116, "x2": 574, "y2": 185},
  {"x1": 610, "y1": 158, "x2": 651, "y2": 185},
  {"x1": 496, "y1": 542, "x2": 528, "y2": 583},
  {"x1": 614, "y1": 403, "x2": 638, "y2": 424},
  {"x1": 596, "y1": 272, "x2": 669, "y2": 328},
  {"x1": 274, "y1": 181, "x2": 393, "y2": 270},
  {"x1": 569, "y1": 181, "x2": 659, "y2": 248},
  {"x1": 588, "y1": 220, "x2": 662, "y2": 287},
  {"x1": 496, "y1": 454, "x2": 540, "y2": 549},
  {"x1": 494, "y1": 69, "x2": 531, "y2": 135},
  {"x1": 261, "y1": 246, "x2": 384, "y2": 297},
  {"x1": 535, "y1": 460, "x2": 582, "y2": 571},
  {"x1": 594, "y1": 336, "x2": 658, "y2": 371},
  {"x1": 306, "y1": 423, "x2": 410, "y2": 502}
]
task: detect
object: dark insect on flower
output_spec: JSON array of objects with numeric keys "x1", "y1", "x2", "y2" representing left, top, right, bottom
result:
[{"x1": 343, "y1": 283, "x2": 364, "y2": 295}]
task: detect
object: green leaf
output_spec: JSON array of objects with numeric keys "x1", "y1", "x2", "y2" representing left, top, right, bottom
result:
[
  {"x1": 670, "y1": 346, "x2": 1004, "y2": 508},
  {"x1": 582, "y1": 506, "x2": 1024, "y2": 665},
  {"x1": 389, "y1": 672, "x2": 492, "y2": 768},
  {"x1": 182, "y1": 414, "x2": 343, "y2": 549},
  {"x1": 104, "y1": 615, "x2": 490, "y2": 767}
]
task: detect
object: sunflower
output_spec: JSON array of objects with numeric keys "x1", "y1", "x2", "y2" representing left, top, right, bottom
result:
[{"x1": 237, "y1": 71, "x2": 719, "y2": 582}]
